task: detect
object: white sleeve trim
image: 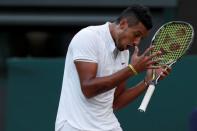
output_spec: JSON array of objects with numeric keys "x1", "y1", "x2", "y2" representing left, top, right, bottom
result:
[{"x1": 74, "y1": 56, "x2": 98, "y2": 63}]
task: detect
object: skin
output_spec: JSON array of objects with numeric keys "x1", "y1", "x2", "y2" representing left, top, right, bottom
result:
[
  {"x1": 110, "y1": 18, "x2": 149, "y2": 51},
  {"x1": 74, "y1": 18, "x2": 171, "y2": 110}
]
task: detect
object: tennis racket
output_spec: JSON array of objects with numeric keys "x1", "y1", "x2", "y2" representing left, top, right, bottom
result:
[{"x1": 138, "y1": 21, "x2": 194, "y2": 112}]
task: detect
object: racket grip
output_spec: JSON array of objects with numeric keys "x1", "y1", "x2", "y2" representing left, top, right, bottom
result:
[{"x1": 138, "y1": 84, "x2": 155, "y2": 112}]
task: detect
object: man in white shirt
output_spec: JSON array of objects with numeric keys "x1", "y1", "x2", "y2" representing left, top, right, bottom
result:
[{"x1": 55, "y1": 5, "x2": 171, "y2": 131}]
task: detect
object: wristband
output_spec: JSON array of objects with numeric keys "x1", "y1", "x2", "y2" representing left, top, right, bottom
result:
[{"x1": 128, "y1": 64, "x2": 138, "y2": 75}]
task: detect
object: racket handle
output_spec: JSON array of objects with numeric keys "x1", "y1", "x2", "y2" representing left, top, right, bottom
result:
[{"x1": 138, "y1": 84, "x2": 155, "y2": 112}]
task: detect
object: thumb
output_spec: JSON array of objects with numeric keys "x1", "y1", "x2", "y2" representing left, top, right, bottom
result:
[
  {"x1": 146, "y1": 69, "x2": 154, "y2": 82},
  {"x1": 133, "y1": 46, "x2": 139, "y2": 56}
]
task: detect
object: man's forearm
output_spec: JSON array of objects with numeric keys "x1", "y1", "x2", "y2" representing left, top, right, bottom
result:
[
  {"x1": 113, "y1": 80, "x2": 148, "y2": 110},
  {"x1": 81, "y1": 66, "x2": 136, "y2": 98}
]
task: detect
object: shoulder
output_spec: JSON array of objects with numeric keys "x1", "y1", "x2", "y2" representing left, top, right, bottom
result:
[
  {"x1": 71, "y1": 28, "x2": 99, "y2": 45},
  {"x1": 76, "y1": 26, "x2": 101, "y2": 40},
  {"x1": 70, "y1": 26, "x2": 105, "y2": 50},
  {"x1": 69, "y1": 27, "x2": 103, "y2": 62}
]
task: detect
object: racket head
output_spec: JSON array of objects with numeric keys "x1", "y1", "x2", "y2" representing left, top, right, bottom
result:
[{"x1": 150, "y1": 21, "x2": 194, "y2": 67}]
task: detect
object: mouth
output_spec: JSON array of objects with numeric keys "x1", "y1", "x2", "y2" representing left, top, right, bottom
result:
[{"x1": 126, "y1": 44, "x2": 133, "y2": 50}]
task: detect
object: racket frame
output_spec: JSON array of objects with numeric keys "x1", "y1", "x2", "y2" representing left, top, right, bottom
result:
[{"x1": 138, "y1": 21, "x2": 194, "y2": 112}]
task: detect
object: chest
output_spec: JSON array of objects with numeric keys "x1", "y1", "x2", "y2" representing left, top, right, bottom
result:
[{"x1": 97, "y1": 50, "x2": 128, "y2": 77}]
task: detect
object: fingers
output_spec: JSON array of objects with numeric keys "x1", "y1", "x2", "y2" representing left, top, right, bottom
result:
[
  {"x1": 133, "y1": 46, "x2": 139, "y2": 56},
  {"x1": 162, "y1": 65, "x2": 172, "y2": 75},
  {"x1": 159, "y1": 71, "x2": 167, "y2": 81},
  {"x1": 145, "y1": 59, "x2": 161, "y2": 69},
  {"x1": 157, "y1": 65, "x2": 172, "y2": 81},
  {"x1": 163, "y1": 64, "x2": 172, "y2": 71},
  {"x1": 142, "y1": 45, "x2": 154, "y2": 56},
  {"x1": 145, "y1": 69, "x2": 154, "y2": 82},
  {"x1": 159, "y1": 65, "x2": 171, "y2": 75},
  {"x1": 142, "y1": 46, "x2": 162, "y2": 63},
  {"x1": 148, "y1": 51, "x2": 162, "y2": 60},
  {"x1": 146, "y1": 65, "x2": 161, "y2": 69},
  {"x1": 130, "y1": 45, "x2": 172, "y2": 74}
]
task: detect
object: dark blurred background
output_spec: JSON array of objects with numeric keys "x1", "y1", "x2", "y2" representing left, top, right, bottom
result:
[{"x1": 0, "y1": 0, "x2": 197, "y2": 131}]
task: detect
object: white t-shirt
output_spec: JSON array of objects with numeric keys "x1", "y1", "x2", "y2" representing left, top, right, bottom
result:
[{"x1": 55, "y1": 22, "x2": 129, "y2": 131}]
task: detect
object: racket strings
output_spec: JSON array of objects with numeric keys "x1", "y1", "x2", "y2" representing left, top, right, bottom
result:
[{"x1": 152, "y1": 23, "x2": 193, "y2": 65}]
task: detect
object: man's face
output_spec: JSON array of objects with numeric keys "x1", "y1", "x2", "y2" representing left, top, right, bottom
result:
[{"x1": 115, "y1": 20, "x2": 149, "y2": 51}]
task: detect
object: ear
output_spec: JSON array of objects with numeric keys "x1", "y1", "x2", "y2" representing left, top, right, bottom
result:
[{"x1": 119, "y1": 18, "x2": 129, "y2": 30}]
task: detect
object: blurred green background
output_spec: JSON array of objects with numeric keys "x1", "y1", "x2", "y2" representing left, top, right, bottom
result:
[
  {"x1": 0, "y1": 0, "x2": 197, "y2": 131},
  {"x1": 5, "y1": 56, "x2": 197, "y2": 131}
]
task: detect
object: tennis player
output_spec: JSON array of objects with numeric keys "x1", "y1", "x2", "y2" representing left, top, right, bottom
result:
[{"x1": 55, "y1": 5, "x2": 171, "y2": 131}]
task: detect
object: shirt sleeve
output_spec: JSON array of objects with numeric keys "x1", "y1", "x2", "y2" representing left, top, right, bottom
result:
[{"x1": 70, "y1": 29, "x2": 99, "y2": 63}]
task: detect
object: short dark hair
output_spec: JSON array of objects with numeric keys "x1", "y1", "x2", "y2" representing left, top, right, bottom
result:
[{"x1": 115, "y1": 5, "x2": 153, "y2": 30}]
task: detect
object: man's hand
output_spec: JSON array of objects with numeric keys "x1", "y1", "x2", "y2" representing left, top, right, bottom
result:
[
  {"x1": 145, "y1": 65, "x2": 172, "y2": 83},
  {"x1": 130, "y1": 46, "x2": 162, "y2": 73}
]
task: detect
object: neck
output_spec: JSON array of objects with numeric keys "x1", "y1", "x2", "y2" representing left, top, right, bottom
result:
[{"x1": 109, "y1": 22, "x2": 118, "y2": 47}]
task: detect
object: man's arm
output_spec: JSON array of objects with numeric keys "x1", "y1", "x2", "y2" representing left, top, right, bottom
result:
[
  {"x1": 112, "y1": 66, "x2": 171, "y2": 110},
  {"x1": 74, "y1": 61, "x2": 135, "y2": 98},
  {"x1": 113, "y1": 80, "x2": 147, "y2": 110},
  {"x1": 74, "y1": 46, "x2": 161, "y2": 99}
]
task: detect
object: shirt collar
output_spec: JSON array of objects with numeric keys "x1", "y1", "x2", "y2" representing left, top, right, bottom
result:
[{"x1": 105, "y1": 22, "x2": 119, "y2": 58}]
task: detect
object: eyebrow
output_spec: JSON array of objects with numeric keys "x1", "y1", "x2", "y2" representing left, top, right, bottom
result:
[{"x1": 134, "y1": 31, "x2": 143, "y2": 37}]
